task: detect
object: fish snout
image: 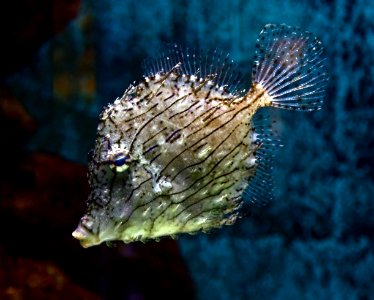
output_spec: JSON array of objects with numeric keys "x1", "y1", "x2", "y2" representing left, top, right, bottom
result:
[{"x1": 72, "y1": 222, "x2": 100, "y2": 248}]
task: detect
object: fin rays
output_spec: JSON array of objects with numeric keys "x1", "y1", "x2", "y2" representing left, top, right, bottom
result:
[
  {"x1": 243, "y1": 112, "x2": 282, "y2": 205},
  {"x1": 252, "y1": 24, "x2": 328, "y2": 111},
  {"x1": 142, "y1": 44, "x2": 244, "y2": 95}
]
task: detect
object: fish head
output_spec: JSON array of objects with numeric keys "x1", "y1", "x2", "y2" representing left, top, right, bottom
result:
[{"x1": 73, "y1": 135, "x2": 136, "y2": 247}]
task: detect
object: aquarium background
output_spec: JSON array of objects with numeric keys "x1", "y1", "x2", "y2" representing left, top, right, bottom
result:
[{"x1": 1, "y1": 0, "x2": 373, "y2": 299}]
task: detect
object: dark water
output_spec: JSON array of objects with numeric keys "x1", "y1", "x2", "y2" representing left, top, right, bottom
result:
[{"x1": 2, "y1": 0, "x2": 373, "y2": 299}]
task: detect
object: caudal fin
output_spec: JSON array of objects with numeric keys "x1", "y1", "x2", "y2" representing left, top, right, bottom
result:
[{"x1": 251, "y1": 24, "x2": 328, "y2": 111}]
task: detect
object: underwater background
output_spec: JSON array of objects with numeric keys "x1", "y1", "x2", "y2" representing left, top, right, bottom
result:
[{"x1": 1, "y1": 0, "x2": 373, "y2": 299}]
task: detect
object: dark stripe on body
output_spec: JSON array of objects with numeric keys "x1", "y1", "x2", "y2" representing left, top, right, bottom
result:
[
  {"x1": 144, "y1": 144, "x2": 159, "y2": 155},
  {"x1": 129, "y1": 93, "x2": 190, "y2": 151},
  {"x1": 142, "y1": 127, "x2": 167, "y2": 146},
  {"x1": 123, "y1": 103, "x2": 158, "y2": 124},
  {"x1": 169, "y1": 101, "x2": 200, "y2": 119},
  {"x1": 119, "y1": 140, "x2": 244, "y2": 228},
  {"x1": 157, "y1": 103, "x2": 251, "y2": 179},
  {"x1": 165, "y1": 129, "x2": 181, "y2": 143},
  {"x1": 171, "y1": 123, "x2": 243, "y2": 181},
  {"x1": 149, "y1": 169, "x2": 239, "y2": 233}
]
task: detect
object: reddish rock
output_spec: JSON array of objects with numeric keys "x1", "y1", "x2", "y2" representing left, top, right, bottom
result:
[
  {"x1": 0, "y1": 87, "x2": 37, "y2": 149},
  {"x1": 0, "y1": 255, "x2": 101, "y2": 300},
  {"x1": 0, "y1": 152, "x2": 88, "y2": 227}
]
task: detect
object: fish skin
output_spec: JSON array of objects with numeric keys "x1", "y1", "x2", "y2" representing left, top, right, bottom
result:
[{"x1": 73, "y1": 24, "x2": 328, "y2": 248}]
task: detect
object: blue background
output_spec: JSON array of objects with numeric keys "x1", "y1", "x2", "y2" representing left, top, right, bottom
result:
[{"x1": 5, "y1": 0, "x2": 374, "y2": 299}]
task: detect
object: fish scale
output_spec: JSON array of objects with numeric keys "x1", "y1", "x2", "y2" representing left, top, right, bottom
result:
[{"x1": 73, "y1": 24, "x2": 328, "y2": 247}]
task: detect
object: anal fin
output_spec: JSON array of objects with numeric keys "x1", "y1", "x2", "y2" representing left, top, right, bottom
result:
[{"x1": 243, "y1": 110, "x2": 282, "y2": 205}]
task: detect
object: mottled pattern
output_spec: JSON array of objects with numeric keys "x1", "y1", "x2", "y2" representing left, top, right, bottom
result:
[{"x1": 72, "y1": 24, "x2": 327, "y2": 248}]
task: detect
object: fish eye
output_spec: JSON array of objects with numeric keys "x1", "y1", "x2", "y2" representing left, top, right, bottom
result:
[
  {"x1": 113, "y1": 154, "x2": 128, "y2": 167},
  {"x1": 111, "y1": 153, "x2": 130, "y2": 172}
]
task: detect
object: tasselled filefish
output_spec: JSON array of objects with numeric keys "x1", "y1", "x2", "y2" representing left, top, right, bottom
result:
[{"x1": 72, "y1": 24, "x2": 328, "y2": 248}]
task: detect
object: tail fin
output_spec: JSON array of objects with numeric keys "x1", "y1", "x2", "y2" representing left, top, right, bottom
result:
[{"x1": 251, "y1": 24, "x2": 328, "y2": 111}]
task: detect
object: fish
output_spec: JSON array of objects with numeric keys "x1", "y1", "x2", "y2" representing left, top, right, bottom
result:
[{"x1": 72, "y1": 24, "x2": 328, "y2": 248}]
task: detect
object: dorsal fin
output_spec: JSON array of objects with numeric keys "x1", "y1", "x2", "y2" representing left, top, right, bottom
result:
[{"x1": 142, "y1": 44, "x2": 244, "y2": 94}]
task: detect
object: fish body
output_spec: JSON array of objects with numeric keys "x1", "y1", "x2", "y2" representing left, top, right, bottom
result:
[{"x1": 73, "y1": 24, "x2": 328, "y2": 248}]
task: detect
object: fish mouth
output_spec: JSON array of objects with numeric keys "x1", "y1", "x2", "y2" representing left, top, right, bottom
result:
[{"x1": 72, "y1": 225, "x2": 100, "y2": 248}]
